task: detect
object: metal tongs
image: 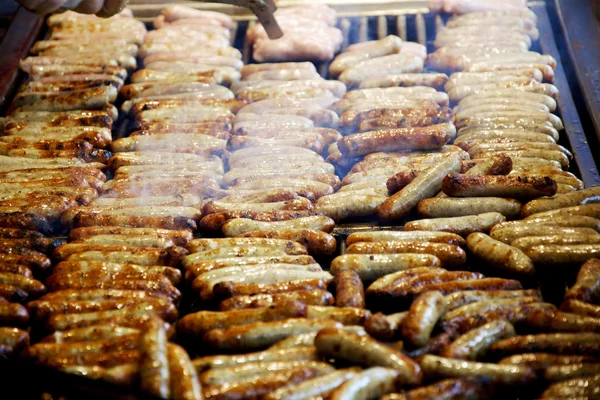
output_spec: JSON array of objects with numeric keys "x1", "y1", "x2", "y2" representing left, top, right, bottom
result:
[{"x1": 197, "y1": 0, "x2": 283, "y2": 39}]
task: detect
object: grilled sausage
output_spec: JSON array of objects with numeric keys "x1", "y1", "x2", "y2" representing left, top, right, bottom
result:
[
  {"x1": 404, "y1": 212, "x2": 506, "y2": 236},
  {"x1": 41, "y1": 326, "x2": 140, "y2": 344},
  {"x1": 499, "y1": 353, "x2": 600, "y2": 370},
  {"x1": 192, "y1": 347, "x2": 319, "y2": 372},
  {"x1": 490, "y1": 226, "x2": 598, "y2": 245},
  {"x1": 334, "y1": 270, "x2": 365, "y2": 308},
  {"x1": 46, "y1": 300, "x2": 178, "y2": 331},
  {"x1": 402, "y1": 291, "x2": 446, "y2": 347},
  {"x1": 524, "y1": 309, "x2": 600, "y2": 333},
  {"x1": 561, "y1": 299, "x2": 600, "y2": 318},
  {"x1": 203, "y1": 319, "x2": 342, "y2": 351},
  {"x1": 389, "y1": 278, "x2": 523, "y2": 300},
  {"x1": 68, "y1": 227, "x2": 192, "y2": 246},
  {"x1": 315, "y1": 329, "x2": 422, "y2": 384},
  {"x1": 489, "y1": 333, "x2": 600, "y2": 357},
  {"x1": 187, "y1": 238, "x2": 307, "y2": 255},
  {"x1": 365, "y1": 312, "x2": 407, "y2": 341},
  {"x1": 198, "y1": 360, "x2": 329, "y2": 386},
  {"x1": 168, "y1": 344, "x2": 202, "y2": 400},
  {"x1": 441, "y1": 320, "x2": 516, "y2": 360},
  {"x1": 346, "y1": 231, "x2": 466, "y2": 247},
  {"x1": 263, "y1": 368, "x2": 360, "y2": 400},
  {"x1": 0, "y1": 303, "x2": 29, "y2": 326},
  {"x1": 493, "y1": 216, "x2": 600, "y2": 232},
  {"x1": 418, "y1": 197, "x2": 522, "y2": 219},
  {"x1": 467, "y1": 233, "x2": 535, "y2": 276},
  {"x1": 346, "y1": 241, "x2": 466, "y2": 268},
  {"x1": 444, "y1": 289, "x2": 541, "y2": 311},
  {"x1": 221, "y1": 216, "x2": 335, "y2": 237},
  {"x1": 442, "y1": 174, "x2": 557, "y2": 198},
  {"x1": 306, "y1": 306, "x2": 370, "y2": 326},
  {"x1": 139, "y1": 317, "x2": 170, "y2": 399},
  {"x1": 58, "y1": 364, "x2": 139, "y2": 387},
  {"x1": 521, "y1": 186, "x2": 600, "y2": 217},
  {"x1": 212, "y1": 279, "x2": 329, "y2": 300},
  {"x1": 329, "y1": 367, "x2": 400, "y2": 400},
  {"x1": 419, "y1": 355, "x2": 536, "y2": 385},
  {"x1": 380, "y1": 378, "x2": 488, "y2": 400},
  {"x1": 202, "y1": 364, "x2": 333, "y2": 400},
  {"x1": 511, "y1": 234, "x2": 600, "y2": 253},
  {"x1": 0, "y1": 273, "x2": 45, "y2": 297},
  {"x1": 526, "y1": 244, "x2": 600, "y2": 265},
  {"x1": 236, "y1": 229, "x2": 337, "y2": 256},
  {"x1": 218, "y1": 290, "x2": 334, "y2": 311},
  {"x1": 524, "y1": 204, "x2": 600, "y2": 220},
  {"x1": 177, "y1": 301, "x2": 307, "y2": 336},
  {"x1": 377, "y1": 154, "x2": 462, "y2": 219}
]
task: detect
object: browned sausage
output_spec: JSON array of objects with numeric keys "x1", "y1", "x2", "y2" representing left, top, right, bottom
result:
[
  {"x1": 380, "y1": 378, "x2": 489, "y2": 400},
  {"x1": 337, "y1": 123, "x2": 455, "y2": 158},
  {"x1": 177, "y1": 301, "x2": 307, "y2": 336},
  {"x1": 346, "y1": 241, "x2": 466, "y2": 268},
  {"x1": 561, "y1": 299, "x2": 600, "y2": 318},
  {"x1": 489, "y1": 333, "x2": 600, "y2": 357},
  {"x1": 218, "y1": 290, "x2": 334, "y2": 311},
  {"x1": 0, "y1": 303, "x2": 29, "y2": 327},
  {"x1": 236, "y1": 229, "x2": 337, "y2": 256},
  {"x1": 441, "y1": 320, "x2": 516, "y2": 361},
  {"x1": 364, "y1": 312, "x2": 407, "y2": 341},
  {"x1": 499, "y1": 353, "x2": 600, "y2": 370},
  {"x1": 564, "y1": 258, "x2": 600, "y2": 303},
  {"x1": 334, "y1": 270, "x2": 365, "y2": 309},
  {"x1": 203, "y1": 319, "x2": 342, "y2": 351},
  {"x1": 202, "y1": 364, "x2": 333, "y2": 400},
  {"x1": 213, "y1": 279, "x2": 328, "y2": 300},
  {"x1": 525, "y1": 309, "x2": 600, "y2": 333},
  {"x1": 402, "y1": 291, "x2": 447, "y2": 347},
  {"x1": 419, "y1": 355, "x2": 536, "y2": 385},
  {"x1": 442, "y1": 174, "x2": 557, "y2": 198},
  {"x1": 314, "y1": 328, "x2": 422, "y2": 385},
  {"x1": 168, "y1": 343, "x2": 202, "y2": 400},
  {"x1": 393, "y1": 278, "x2": 523, "y2": 301}
]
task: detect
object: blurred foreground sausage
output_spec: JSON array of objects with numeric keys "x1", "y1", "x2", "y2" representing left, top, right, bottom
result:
[
  {"x1": 167, "y1": 344, "x2": 202, "y2": 400},
  {"x1": 329, "y1": 367, "x2": 400, "y2": 400},
  {"x1": 139, "y1": 317, "x2": 170, "y2": 399},
  {"x1": 263, "y1": 368, "x2": 360, "y2": 400},
  {"x1": 380, "y1": 378, "x2": 489, "y2": 400}
]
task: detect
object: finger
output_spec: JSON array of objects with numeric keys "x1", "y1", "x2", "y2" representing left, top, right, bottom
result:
[
  {"x1": 73, "y1": 0, "x2": 103, "y2": 14},
  {"x1": 96, "y1": 0, "x2": 127, "y2": 17}
]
